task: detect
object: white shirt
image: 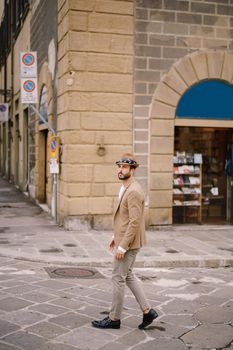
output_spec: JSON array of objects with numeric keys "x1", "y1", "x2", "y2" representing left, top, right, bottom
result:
[{"x1": 117, "y1": 185, "x2": 126, "y2": 253}]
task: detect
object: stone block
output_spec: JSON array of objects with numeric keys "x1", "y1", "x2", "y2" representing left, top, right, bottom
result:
[
  {"x1": 69, "y1": 32, "x2": 133, "y2": 55},
  {"x1": 92, "y1": 214, "x2": 113, "y2": 230},
  {"x1": 135, "y1": 70, "x2": 160, "y2": 82},
  {"x1": 134, "y1": 130, "x2": 148, "y2": 141},
  {"x1": 191, "y1": 2, "x2": 215, "y2": 14},
  {"x1": 61, "y1": 145, "x2": 100, "y2": 164},
  {"x1": 64, "y1": 215, "x2": 92, "y2": 231},
  {"x1": 163, "y1": 47, "x2": 189, "y2": 59},
  {"x1": 135, "y1": 45, "x2": 161, "y2": 58},
  {"x1": 150, "y1": 154, "x2": 173, "y2": 172},
  {"x1": 162, "y1": 67, "x2": 187, "y2": 95},
  {"x1": 59, "y1": 181, "x2": 91, "y2": 197},
  {"x1": 195, "y1": 305, "x2": 233, "y2": 324},
  {"x1": 58, "y1": 0, "x2": 69, "y2": 23},
  {"x1": 203, "y1": 38, "x2": 228, "y2": 49},
  {"x1": 174, "y1": 56, "x2": 198, "y2": 86},
  {"x1": 150, "y1": 172, "x2": 173, "y2": 190},
  {"x1": 96, "y1": 0, "x2": 133, "y2": 15},
  {"x1": 150, "y1": 136, "x2": 174, "y2": 154},
  {"x1": 149, "y1": 34, "x2": 175, "y2": 46},
  {"x1": 164, "y1": 23, "x2": 188, "y2": 35},
  {"x1": 149, "y1": 190, "x2": 172, "y2": 207},
  {"x1": 204, "y1": 15, "x2": 228, "y2": 26},
  {"x1": 69, "y1": 11, "x2": 88, "y2": 32},
  {"x1": 91, "y1": 183, "x2": 105, "y2": 197},
  {"x1": 148, "y1": 207, "x2": 172, "y2": 225},
  {"x1": 190, "y1": 51, "x2": 208, "y2": 80},
  {"x1": 57, "y1": 112, "x2": 81, "y2": 131},
  {"x1": 85, "y1": 53, "x2": 133, "y2": 73},
  {"x1": 135, "y1": 57, "x2": 147, "y2": 69},
  {"x1": 88, "y1": 13, "x2": 133, "y2": 35},
  {"x1": 134, "y1": 142, "x2": 148, "y2": 153},
  {"x1": 217, "y1": 4, "x2": 233, "y2": 16},
  {"x1": 96, "y1": 131, "x2": 132, "y2": 145},
  {"x1": 150, "y1": 101, "x2": 175, "y2": 119},
  {"x1": 149, "y1": 58, "x2": 173, "y2": 70},
  {"x1": 164, "y1": 0, "x2": 189, "y2": 11},
  {"x1": 153, "y1": 82, "x2": 180, "y2": 106},
  {"x1": 206, "y1": 51, "x2": 225, "y2": 79},
  {"x1": 177, "y1": 12, "x2": 202, "y2": 24},
  {"x1": 151, "y1": 119, "x2": 174, "y2": 136},
  {"x1": 60, "y1": 164, "x2": 93, "y2": 182},
  {"x1": 94, "y1": 165, "x2": 116, "y2": 183},
  {"x1": 69, "y1": 0, "x2": 96, "y2": 11},
  {"x1": 181, "y1": 324, "x2": 233, "y2": 349},
  {"x1": 221, "y1": 52, "x2": 233, "y2": 82},
  {"x1": 60, "y1": 130, "x2": 95, "y2": 144},
  {"x1": 190, "y1": 25, "x2": 215, "y2": 38},
  {"x1": 135, "y1": 21, "x2": 162, "y2": 34},
  {"x1": 89, "y1": 197, "x2": 113, "y2": 214},
  {"x1": 68, "y1": 197, "x2": 89, "y2": 215},
  {"x1": 134, "y1": 118, "x2": 148, "y2": 129},
  {"x1": 106, "y1": 183, "x2": 120, "y2": 196},
  {"x1": 68, "y1": 92, "x2": 133, "y2": 113},
  {"x1": 66, "y1": 72, "x2": 132, "y2": 93},
  {"x1": 81, "y1": 112, "x2": 132, "y2": 131}
]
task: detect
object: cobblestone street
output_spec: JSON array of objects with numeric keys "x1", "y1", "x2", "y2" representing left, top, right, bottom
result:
[{"x1": 0, "y1": 257, "x2": 232, "y2": 350}]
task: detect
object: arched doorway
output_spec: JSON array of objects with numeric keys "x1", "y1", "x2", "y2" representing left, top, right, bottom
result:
[
  {"x1": 149, "y1": 50, "x2": 233, "y2": 226},
  {"x1": 175, "y1": 80, "x2": 233, "y2": 224}
]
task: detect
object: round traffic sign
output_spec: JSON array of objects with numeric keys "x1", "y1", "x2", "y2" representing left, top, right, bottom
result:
[
  {"x1": 23, "y1": 80, "x2": 36, "y2": 92},
  {"x1": 51, "y1": 139, "x2": 57, "y2": 152},
  {"x1": 22, "y1": 53, "x2": 35, "y2": 66}
]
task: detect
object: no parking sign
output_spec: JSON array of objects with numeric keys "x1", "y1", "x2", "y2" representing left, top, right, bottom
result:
[
  {"x1": 20, "y1": 52, "x2": 38, "y2": 104},
  {"x1": 21, "y1": 78, "x2": 38, "y2": 103},
  {"x1": 20, "y1": 52, "x2": 37, "y2": 77}
]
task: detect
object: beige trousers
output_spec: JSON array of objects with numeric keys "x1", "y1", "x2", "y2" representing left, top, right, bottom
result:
[{"x1": 109, "y1": 249, "x2": 150, "y2": 320}]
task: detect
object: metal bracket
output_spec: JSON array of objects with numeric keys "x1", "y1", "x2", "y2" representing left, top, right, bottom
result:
[{"x1": 29, "y1": 104, "x2": 56, "y2": 136}]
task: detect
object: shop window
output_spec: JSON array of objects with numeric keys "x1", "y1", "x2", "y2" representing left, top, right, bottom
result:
[{"x1": 176, "y1": 80, "x2": 233, "y2": 120}]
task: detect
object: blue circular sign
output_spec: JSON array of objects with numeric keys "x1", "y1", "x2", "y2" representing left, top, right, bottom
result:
[
  {"x1": 23, "y1": 80, "x2": 35, "y2": 92},
  {"x1": 51, "y1": 139, "x2": 56, "y2": 152},
  {"x1": 22, "y1": 53, "x2": 35, "y2": 66}
]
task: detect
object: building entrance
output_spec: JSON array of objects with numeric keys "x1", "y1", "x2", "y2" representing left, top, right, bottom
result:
[{"x1": 174, "y1": 127, "x2": 233, "y2": 224}]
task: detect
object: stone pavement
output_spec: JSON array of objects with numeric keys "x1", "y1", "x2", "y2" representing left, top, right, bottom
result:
[
  {"x1": 0, "y1": 177, "x2": 233, "y2": 268},
  {"x1": 0, "y1": 177, "x2": 233, "y2": 349},
  {"x1": 0, "y1": 257, "x2": 232, "y2": 350}
]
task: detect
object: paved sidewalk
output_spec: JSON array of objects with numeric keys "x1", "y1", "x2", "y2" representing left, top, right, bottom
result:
[{"x1": 0, "y1": 177, "x2": 233, "y2": 268}]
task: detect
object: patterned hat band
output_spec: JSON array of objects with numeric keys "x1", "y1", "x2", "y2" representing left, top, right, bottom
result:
[{"x1": 116, "y1": 158, "x2": 139, "y2": 167}]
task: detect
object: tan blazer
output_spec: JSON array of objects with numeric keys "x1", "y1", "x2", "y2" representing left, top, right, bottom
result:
[{"x1": 113, "y1": 178, "x2": 146, "y2": 251}]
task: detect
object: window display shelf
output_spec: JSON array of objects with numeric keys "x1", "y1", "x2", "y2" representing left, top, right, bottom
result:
[{"x1": 173, "y1": 153, "x2": 202, "y2": 224}]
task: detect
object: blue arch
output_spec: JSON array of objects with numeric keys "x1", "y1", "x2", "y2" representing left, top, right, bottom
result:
[{"x1": 176, "y1": 80, "x2": 233, "y2": 120}]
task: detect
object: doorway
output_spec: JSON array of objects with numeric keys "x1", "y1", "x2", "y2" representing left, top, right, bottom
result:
[
  {"x1": 37, "y1": 129, "x2": 48, "y2": 203},
  {"x1": 174, "y1": 127, "x2": 233, "y2": 224}
]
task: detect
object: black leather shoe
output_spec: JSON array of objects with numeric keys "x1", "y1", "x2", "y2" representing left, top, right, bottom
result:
[
  {"x1": 92, "y1": 316, "x2": 121, "y2": 329},
  {"x1": 138, "y1": 308, "x2": 158, "y2": 329}
]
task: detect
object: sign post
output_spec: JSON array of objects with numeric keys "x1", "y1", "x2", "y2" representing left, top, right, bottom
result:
[{"x1": 20, "y1": 52, "x2": 58, "y2": 223}]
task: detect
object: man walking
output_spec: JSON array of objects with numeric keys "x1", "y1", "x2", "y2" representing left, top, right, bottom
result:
[{"x1": 92, "y1": 153, "x2": 158, "y2": 330}]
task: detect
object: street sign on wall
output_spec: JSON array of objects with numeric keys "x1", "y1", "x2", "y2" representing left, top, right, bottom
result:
[
  {"x1": 0, "y1": 103, "x2": 8, "y2": 122},
  {"x1": 20, "y1": 52, "x2": 37, "y2": 78},
  {"x1": 21, "y1": 78, "x2": 38, "y2": 104},
  {"x1": 20, "y1": 52, "x2": 38, "y2": 104}
]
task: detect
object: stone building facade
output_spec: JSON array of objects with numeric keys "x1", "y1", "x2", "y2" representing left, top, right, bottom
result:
[{"x1": 1, "y1": 0, "x2": 233, "y2": 229}]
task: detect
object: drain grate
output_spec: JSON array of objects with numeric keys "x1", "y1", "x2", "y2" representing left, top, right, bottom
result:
[{"x1": 44, "y1": 267, "x2": 105, "y2": 279}]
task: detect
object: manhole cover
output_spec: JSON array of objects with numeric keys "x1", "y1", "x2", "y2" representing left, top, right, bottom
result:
[{"x1": 44, "y1": 267, "x2": 105, "y2": 279}]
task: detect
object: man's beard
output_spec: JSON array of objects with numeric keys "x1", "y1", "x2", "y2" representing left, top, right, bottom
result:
[{"x1": 118, "y1": 172, "x2": 131, "y2": 180}]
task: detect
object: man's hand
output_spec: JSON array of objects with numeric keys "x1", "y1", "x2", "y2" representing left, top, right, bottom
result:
[{"x1": 115, "y1": 249, "x2": 125, "y2": 260}]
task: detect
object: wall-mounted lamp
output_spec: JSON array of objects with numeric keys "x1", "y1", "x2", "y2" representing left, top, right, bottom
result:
[{"x1": 97, "y1": 136, "x2": 106, "y2": 157}]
